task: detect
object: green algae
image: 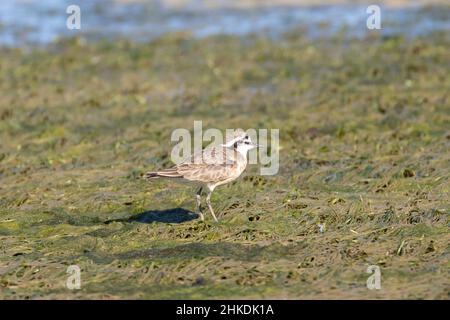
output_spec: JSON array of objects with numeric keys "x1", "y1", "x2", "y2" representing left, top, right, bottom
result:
[{"x1": 0, "y1": 30, "x2": 449, "y2": 299}]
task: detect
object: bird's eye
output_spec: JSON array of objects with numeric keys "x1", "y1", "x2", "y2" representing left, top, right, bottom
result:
[
  {"x1": 244, "y1": 141, "x2": 250, "y2": 145},
  {"x1": 245, "y1": 135, "x2": 249, "y2": 139}
]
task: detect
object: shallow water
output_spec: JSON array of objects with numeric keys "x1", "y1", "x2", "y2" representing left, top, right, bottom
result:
[{"x1": 0, "y1": 0, "x2": 449, "y2": 47}]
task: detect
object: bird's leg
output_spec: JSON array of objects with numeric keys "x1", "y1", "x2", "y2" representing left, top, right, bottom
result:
[
  {"x1": 206, "y1": 191, "x2": 218, "y2": 222},
  {"x1": 196, "y1": 187, "x2": 205, "y2": 221}
]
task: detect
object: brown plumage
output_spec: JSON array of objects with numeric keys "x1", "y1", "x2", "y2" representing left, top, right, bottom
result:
[
  {"x1": 145, "y1": 145, "x2": 245, "y2": 183},
  {"x1": 145, "y1": 129, "x2": 257, "y2": 222}
]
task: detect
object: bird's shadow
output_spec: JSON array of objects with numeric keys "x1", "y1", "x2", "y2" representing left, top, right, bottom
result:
[{"x1": 104, "y1": 208, "x2": 199, "y2": 224}]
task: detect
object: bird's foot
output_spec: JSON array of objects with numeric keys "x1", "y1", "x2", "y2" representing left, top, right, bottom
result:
[
  {"x1": 210, "y1": 210, "x2": 219, "y2": 223},
  {"x1": 197, "y1": 211, "x2": 205, "y2": 222}
]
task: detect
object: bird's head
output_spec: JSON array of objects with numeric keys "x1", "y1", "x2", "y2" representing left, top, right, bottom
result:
[{"x1": 223, "y1": 129, "x2": 258, "y2": 154}]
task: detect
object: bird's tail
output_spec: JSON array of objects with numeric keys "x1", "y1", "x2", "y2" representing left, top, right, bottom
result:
[{"x1": 144, "y1": 168, "x2": 183, "y2": 180}]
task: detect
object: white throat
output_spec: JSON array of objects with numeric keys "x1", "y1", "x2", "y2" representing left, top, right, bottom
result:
[{"x1": 235, "y1": 144, "x2": 253, "y2": 157}]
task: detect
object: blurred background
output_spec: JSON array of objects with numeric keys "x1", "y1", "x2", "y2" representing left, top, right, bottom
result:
[{"x1": 1, "y1": 0, "x2": 449, "y2": 47}]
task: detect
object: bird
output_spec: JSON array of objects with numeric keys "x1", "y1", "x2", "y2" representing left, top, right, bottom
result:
[{"x1": 145, "y1": 129, "x2": 258, "y2": 222}]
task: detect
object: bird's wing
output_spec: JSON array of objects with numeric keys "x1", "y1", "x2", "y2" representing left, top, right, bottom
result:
[
  {"x1": 179, "y1": 145, "x2": 236, "y2": 166},
  {"x1": 176, "y1": 146, "x2": 240, "y2": 182}
]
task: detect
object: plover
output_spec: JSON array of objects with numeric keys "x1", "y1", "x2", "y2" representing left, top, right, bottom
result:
[{"x1": 145, "y1": 129, "x2": 257, "y2": 222}]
